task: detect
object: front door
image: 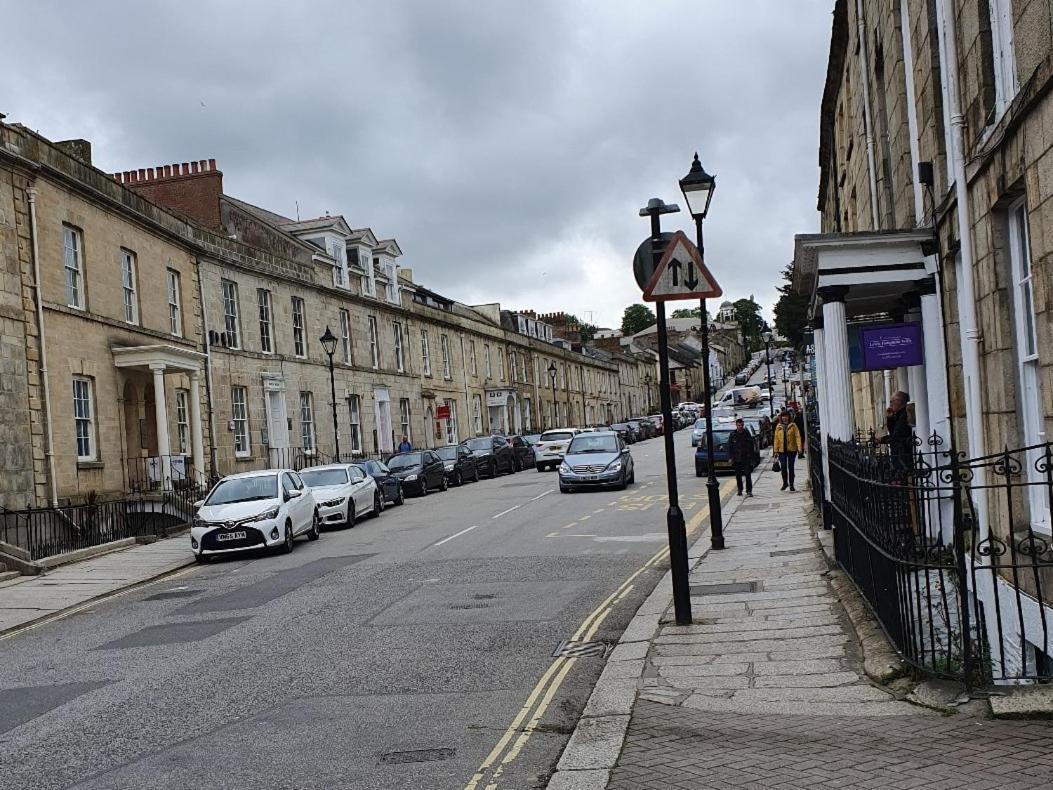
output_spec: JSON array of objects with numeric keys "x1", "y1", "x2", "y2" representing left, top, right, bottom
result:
[
  {"x1": 374, "y1": 388, "x2": 393, "y2": 454},
  {"x1": 266, "y1": 389, "x2": 290, "y2": 468}
]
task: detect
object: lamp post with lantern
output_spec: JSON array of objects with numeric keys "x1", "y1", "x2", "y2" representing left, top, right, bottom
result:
[
  {"x1": 763, "y1": 325, "x2": 775, "y2": 418},
  {"x1": 319, "y1": 326, "x2": 340, "y2": 460},
  {"x1": 548, "y1": 361, "x2": 558, "y2": 429}
]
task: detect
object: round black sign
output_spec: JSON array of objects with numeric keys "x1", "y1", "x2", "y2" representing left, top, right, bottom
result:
[{"x1": 633, "y1": 232, "x2": 674, "y2": 291}]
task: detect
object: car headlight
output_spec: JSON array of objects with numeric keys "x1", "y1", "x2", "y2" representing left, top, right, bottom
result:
[
  {"x1": 559, "y1": 462, "x2": 571, "y2": 474},
  {"x1": 321, "y1": 497, "x2": 345, "y2": 508},
  {"x1": 444, "y1": 463, "x2": 455, "y2": 470},
  {"x1": 404, "y1": 474, "x2": 418, "y2": 481},
  {"x1": 246, "y1": 506, "x2": 280, "y2": 523},
  {"x1": 605, "y1": 460, "x2": 622, "y2": 473}
]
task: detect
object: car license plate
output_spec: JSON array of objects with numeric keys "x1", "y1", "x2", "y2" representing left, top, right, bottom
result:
[
  {"x1": 716, "y1": 461, "x2": 731, "y2": 468},
  {"x1": 585, "y1": 475, "x2": 598, "y2": 481},
  {"x1": 216, "y1": 530, "x2": 247, "y2": 542}
]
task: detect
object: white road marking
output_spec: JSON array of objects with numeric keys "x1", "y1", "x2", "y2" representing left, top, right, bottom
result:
[
  {"x1": 431, "y1": 525, "x2": 478, "y2": 547},
  {"x1": 492, "y1": 505, "x2": 521, "y2": 519},
  {"x1": 528, "y1": 489, "x2": 555, "y2": 502}
]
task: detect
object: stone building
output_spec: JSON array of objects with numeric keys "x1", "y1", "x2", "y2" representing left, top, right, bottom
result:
[{"x1": 793, "y1": 0, "x2": 1053, "y2": 679}]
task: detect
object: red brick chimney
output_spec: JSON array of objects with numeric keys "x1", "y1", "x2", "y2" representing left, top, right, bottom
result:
[{"x1": 114, "y1": 159, "x2": 223, "y2": 229}]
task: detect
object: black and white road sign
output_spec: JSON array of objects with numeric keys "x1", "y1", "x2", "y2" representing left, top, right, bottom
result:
[{"x1": 640, "y1": 230, "x2": 722, "y2": 302}]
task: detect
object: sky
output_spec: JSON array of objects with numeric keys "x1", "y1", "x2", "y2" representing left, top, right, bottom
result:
[{"x1": 1, "y1": 0, "x2": 832, "y2": 329}]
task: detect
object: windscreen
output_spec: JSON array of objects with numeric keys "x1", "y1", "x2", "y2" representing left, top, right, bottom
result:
[
  {"x1": 435, "y1": 446, "x2": 458, "y2": 461},
  {"x1": 466, "y1": 438, "x2": 492, "y2": 451},
  {"x1": 540, "y1": 431, "x2": 574, "y2": 442},
  {"x1": 299, "y1": 468, "x2": 349, "y2": 487},
  {"x1": 387, "y1": 453, "x2": 423, "y2": 470},
  {"x1": 205, "y1": 474, "x2": 277, "y2": 505},
  {"x1": 568, "y1": 435, "x2": 619, "y2": 454}
]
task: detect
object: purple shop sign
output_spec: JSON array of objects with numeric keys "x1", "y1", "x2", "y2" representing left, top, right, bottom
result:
[{"x1": 859, "y1": 322, "x2": 924, "y2": 370}]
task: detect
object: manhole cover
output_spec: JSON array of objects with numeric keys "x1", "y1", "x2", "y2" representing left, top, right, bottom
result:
[
  {"x1": 379, "y1": 748, "x2": 456, "y2": 765},
  {"x1": 689, "y1": 581, "x2": 760, "y2": 595},
  {"x1": 450, "y1": 603, "x2": 489, "y2": 610},
  {"x1": 143, "y1": 589, "x2": 200, "y2": 600},
  {"x1": 770, "y1": 547, "x2": 812, "y2": 557},
  {"x1": 473, "y1": 594, "x2": 496, "y2": 600},
  {"x1": 552, "y1": 640, "x2": 609, "y2": 658}
]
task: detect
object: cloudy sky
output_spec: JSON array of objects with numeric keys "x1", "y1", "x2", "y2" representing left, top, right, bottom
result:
[{"x1": 2, "y1": 0, "x2": 831, "y2": 329}]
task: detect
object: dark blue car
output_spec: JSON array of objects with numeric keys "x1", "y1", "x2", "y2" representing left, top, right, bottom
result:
[
  {"x1": 354, "y1": 459, "x2": 405, "y2": 505},
  {"x1": 694, "y1": 426, "x2": 760, "y2": 476}
]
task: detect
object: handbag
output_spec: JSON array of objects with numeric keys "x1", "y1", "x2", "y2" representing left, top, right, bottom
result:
[{"x1": 772, "y1": 458, "x2": 781, "y2": 473}]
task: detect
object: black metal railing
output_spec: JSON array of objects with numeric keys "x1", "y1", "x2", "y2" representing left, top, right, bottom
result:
[{"x1": 806, "y1": 413, "x2": 823, "y2": 512}]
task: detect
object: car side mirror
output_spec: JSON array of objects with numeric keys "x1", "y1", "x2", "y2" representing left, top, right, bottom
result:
[
  {"x1": 193, "y1": 499, "x2": 204, "y2": 509},
  {"x1": 621, "y1": 447, "x2": 630, "y2": 455},
  {"x1": 286, "y1": 489, "x2": 302, "y2": 500}
]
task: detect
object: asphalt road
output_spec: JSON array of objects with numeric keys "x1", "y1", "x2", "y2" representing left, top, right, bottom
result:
[{"x1": 0, "y1": 426, "x2": 731, "y2": 790}]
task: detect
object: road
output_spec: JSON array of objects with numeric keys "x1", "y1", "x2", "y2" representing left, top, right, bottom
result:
[{"x1": 0, "y1": 427, "x2": 732, "y2": 790}]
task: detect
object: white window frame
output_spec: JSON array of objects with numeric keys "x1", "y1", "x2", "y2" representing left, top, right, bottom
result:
[
  {"x1": 253, "y1": 289, "x2": 272, "y2": 354},
  {"x1": 497, "y1": 349, "x2": 505, "y2": 382},
  {"x1": 445, "y1": 398, "x2": 458, "y2": 444},
  {"x1": 362, "y1": 250, "x2": 377, "y2": 297},
  {"x1": 339, "y1": 309, "x2": 352, "y2": 363},
  {"x1": 469, "y1": 341, "x2": 478, "y2": 376},
  {"x1": 1007, "y1": 201, "x2": 1049, "y2": 532},
  {"x1": 989, "y1": 0, "x2": 1018, "y2": 119},
  {"x1": 421, "y1": 330, "x2": 432, "y2": 376},
  {"x1": 292, "y1": 297, "x2": 306, "y2": 358},
  {"x1": 120, "y1": 249, "x2": 138, "y2": 324},
  {"x1": 524, "y1": 397, "x2": 532, "y2": 431},
  {"x1": 63, "y1": 225, "x2": 85, "y2": 309},
  {"x1": 441, "y1": 334, "x2": 452, "y2": 379},
  {"x1": 72, "y1": 376, "x2": 96, "y2": 461},
  {"x1": 393, "y1": 321, "x2": 406, "y2": 373},
  {"x1": 348, "y1": 394, "x2": 362, "y2": 453},
  {"x1": 231, "y1": 386, "x2": 250, "y2": 457},
  {"x1": 175, "y1": 389, "x2": 190, "y2": 455},
  {"x1": 368, "y1": 316, "x2": 380, "y2": 369},
  {"x1": 399, "y1": 398, "x2": 412, "y2": 443},
  {"x1": 299, "y1": 391, "x2": 315, "y2": 453},
  {"x1": 472, "y1": 394, "x2": 483, "y2": 434},
  {"x1": 331, "y1": 240, "x2": 348, "y2": 288},
  {"x1": 221, "y1": 279, "x2": 241, "y2": 349},
  {"x1": 484, "y1": 345, "x2": 492, "y2": 379},
  {"x1": 167, "y1": 269, "x2": 183, "y2": 337}
]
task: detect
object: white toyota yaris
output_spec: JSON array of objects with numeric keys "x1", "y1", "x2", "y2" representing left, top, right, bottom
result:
[{"x1": 190, "y1": 469, "x2": 319, "y2": 561}]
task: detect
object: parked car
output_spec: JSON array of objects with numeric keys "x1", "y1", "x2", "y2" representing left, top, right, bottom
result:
[
  {"x1": 522, "y1": 433, "x2": 542, "y2": 448},
  {"x1": 533, "y1": 428, "x2": 580, "y2": 471},
  {"x1": 610, "y1": 422, "x2": 637, "y2": 443},
  {"x1": 191, "y1": 469, "x2": 318, "y2": 561},
  {"x1": 465, "y1": 435, "x2": 516, "y2": 477},
  {"x1": 648, "y1": 414, "x2": 665, "y2": 435},
  {"x1": 628, "y1": 419, "x2": 653, "y2": 440},
  {"x1": 300, "y1": 463, "x2": 382, "y2": 528},
  {"x1": 690, "y1": 418, "x2": 708, "y2": 447},
  {"x1": 559, "y1": 431, "x2": 635, "y2": 493},
  {"x1": 386, "y1": 450, "x2": 448, "y2": 496},
  {"x1": 735, "y1": 371, "x2": 750, "y2": 386},
  {"x1": 435, "y1": 443, "x2": 479, "y2": 486},
  {"x1": 694, "y1": 426, "x2": 761, "y2": 476},
  {"x1": 354, "y1": 459, "x2": 404, "y2": 506},
  {"x1": 504, "y1": 435, "x2": 537, "y2": 471}
]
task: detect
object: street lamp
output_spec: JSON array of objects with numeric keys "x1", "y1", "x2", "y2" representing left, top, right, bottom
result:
[
  {"x1": 762, "y1": 325, "x2": 774, "y2": 418},
  {"x1": 644, "y1": 373, "x2": 653, "y2": 412},
  {"x1": 548, "y1": 361, "x2": 558, "y2": 429},
  {"x1": 319, "y1": 326, "x2": 340, "y2": 460},
  {"x1": 679, "y1": 151, "x2": 724, "y2": 551}
]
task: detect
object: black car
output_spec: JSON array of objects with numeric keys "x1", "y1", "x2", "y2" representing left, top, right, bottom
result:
[
  {"x1": 627, "y1": 420, "x2": 651, "y2": 440},
  {"x1": 435, "y1": 443, "x2": 479, "y2": 486},
  {"x1": 610, "y1": 423, "x2": 636, "y2": 444},
  {"x1": 354, "y1": 459, "x2": 404, "y2": 506},
  {"x1": 465, "y1": 436, "x2": 516, "y2": 477},
  {"x1": 504, "y1": 435, "x2": 536, "y2": 471},
  {"x1": 385, "y1": 450, "x2": 448, "y2": 496},
  {"x1": 735, "y1": 371, "x2": 750, "y2": 386}
]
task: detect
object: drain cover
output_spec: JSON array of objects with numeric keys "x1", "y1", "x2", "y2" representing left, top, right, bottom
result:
[
  {"x1": 450, "y1": 603, "x2": 489, "y2": 610},
  {"x1": 689, "y1": 581, "x2": 760, "y2": 595},
  {"x1": 473, "y1": 593, "x2": 496, "y2": 600},
  {"x1": 143, "y1": 589, "x2": 200, "y2": 600},
  {"x1": 379, "y1": 748, "x2": 456, "y2": 765},
  {"x1": 770, "y1": 547, "x2": 812, "y2": 557},
  {"x1": 552, "y1": 640, "x2": 609, "y2": 658}
]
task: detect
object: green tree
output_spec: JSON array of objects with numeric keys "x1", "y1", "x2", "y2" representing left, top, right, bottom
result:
[
  {"x1": 734, "y1": 297, "x2": 764, "y2": 353},
  {"x1": 670, "y1": 306, "x2": 708, "y2": 320},
  {"x1": 773, "y1": 262, "x2": 809, "y2": 348},
  {"x1": 620, "y1": 303, "x2": 657, "y2": 335}
]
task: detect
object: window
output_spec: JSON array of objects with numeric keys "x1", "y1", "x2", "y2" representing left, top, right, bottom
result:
[
  {"x1": 63, "y1": 225, "x2": 84, "y2": 309},
  {"x1": 175, "y1": 389, "x2": 190, "y2": 455},
  {"x1": 221, "y1": 280, "x2": 240, "y2": 349},
  {"x1": 339, "y1": 309, "x2": 352, "y2": 363},
  {"x1": 291, "y1": 297, "x2": 306, "y2": 357},
  {"x1": 331, "y1": 240, "x2": 347, "y2": 287},
  {"x1": 393, "y1": 322, "x2": 406, "y2": 372},
  {"x1": 255, "y1": 289, "x2": 273, "y2": 353},
  {"x1": 441, "y1": 334, "x2": 452, "y2": 379},
  {"x1": 120, "y1": 249, "x2": 138, "y2": 324},
  {"x1": 472, "y1": 394, "x2": 483, "y2": 434},
  {"x1": 362, "y1": 251, "x2": 376, "y2": 297},
  {"x1": 469, "y1": 341, "x2": 478, "y2": 376},
  {"x1": 368, "y1": 316, "x2": 380, "y2": 368},
  {"x1": 523, "y1": 397, "x2": 532, "y2": 431},
  {"x1": 299, "y1": 391, "x2": 315, "y2": 453},
  {"x1": 421, "y1": 330, "x2": 432, "y2": 376},
  {"x1": 167, "y1": 269, "x2": 183, "y2": 337},
  {"x1": 348, "y1": 394, "x2": 362, "y2": 453},
  {"x1": 72, "y1": 377, "x2": 95, "y2": 461},
  {"x1": 231, "y1": 386, "x2": 249, "y2": 457},
  {"x1": 497, "y1": 350, "x2": 505, "y2": 381},
  {"x1": 445, "y1": 399, "x2": 458, "y2": 444},
  {"x1": 399, "y1": 398, "x2": 411, "y2": 443},
  {"x1": 484, "y1": 345, "x2": 492, "y2": 379},
  {"x1": 509, "y1": 352, "x2": 518, "y2": 383}
]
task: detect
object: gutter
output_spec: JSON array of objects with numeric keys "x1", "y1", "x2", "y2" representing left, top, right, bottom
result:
[{"x1": 855, "y1": 0, "x2": 881, "y2": 230}]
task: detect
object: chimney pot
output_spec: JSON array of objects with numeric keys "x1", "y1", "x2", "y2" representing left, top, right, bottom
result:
[{"x1": 209, "y1": 158, "x2": 216, "y2": 170}]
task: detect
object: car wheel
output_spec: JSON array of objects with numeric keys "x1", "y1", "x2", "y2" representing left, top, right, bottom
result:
[
  {"x1": 628, "y1": 468, "x2": 636, "y2": 485},
  {"x1": 695, "y1": 468, "x2": 703, "y2": 478},
  {"x1": 440, "y1": 475, "x2": 448, "y2": 492},
  {"x1": 537, "y1": 463, "x2": 546, "y2": 473},
  {"x1": 455, "y1": 470, "x2": 463, "y2": 487},
  {"x1": 489, "y1": 461, "x2": 497, "y2": 478},
  {"x1": 307, "y1": 510, "x2": 321, "y2": 541},
  {"x1": 194, "y1": 553, "x2": 209, "y2": 564},
  {"x1": 617, "y1": 473, "x2": 628, "y2": 491},
  {"x1": 513, "y1": 457, "x2": 521, "y2": 473},
  {"x1": 346, "y1": 502, "x2": 357, "y2": 528},
  {"x1": 420, "y1": 480, "x2": 429, "y2": 496},
  {"x1": 472, "y1": 466, "x2": 481, "y2": 482},
  {"x1": 395, "y1": 486, "x2": 405, "y2": 506},
  {"x1": 559, "y1": 483, "x2": 571, "y2": 493},
  {"x1": 372, "y1": 490, "x2": 384, "y2": 517},
  {"x1": 281, "y1": 520, "x2": 295, "y2": 553}
]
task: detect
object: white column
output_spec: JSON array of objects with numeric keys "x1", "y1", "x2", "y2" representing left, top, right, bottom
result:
[
  {"x1": 189, "y1": 369, "x2": 205, "y2": 482},
  {"x1": 151, "y1": 364, "x2": 172, "y2": 490},
  {"x1": 904, "y1": 299, "x2": 929, "y2": 445},
  {"x1": 813, "y1": 324, "x2": 833, "y2": 503},
  {"x1": 896, "y1": 366, "x2": 910, "y2": 396},
  {"x1": 820, "y1": 288, "x2": 855, "y2": 440},
  {"x1": 919, "y1": 276, "x2": 954, "y2": 544}
]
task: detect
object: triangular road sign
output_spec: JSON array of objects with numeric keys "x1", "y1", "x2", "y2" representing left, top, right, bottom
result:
[{"x1": 641, "y1": 230, "x2": 722, "y2": 302}]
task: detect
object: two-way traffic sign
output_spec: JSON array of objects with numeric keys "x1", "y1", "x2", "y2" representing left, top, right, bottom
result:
[{"x1": 640, "y1": 230, "x2": 722, "y2": 302}]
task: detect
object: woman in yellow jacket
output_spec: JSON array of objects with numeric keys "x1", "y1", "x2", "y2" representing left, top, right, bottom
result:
[{"x1": 772, "y1": 411, "x2": 803, "y2": 492}]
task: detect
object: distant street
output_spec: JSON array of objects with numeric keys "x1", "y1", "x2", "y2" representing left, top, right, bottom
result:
[{"x1": 0, "y1": 428, "x2": 728, "y2": 790}]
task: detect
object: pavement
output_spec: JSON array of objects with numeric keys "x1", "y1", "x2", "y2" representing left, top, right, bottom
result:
[{"x1": 547, "y1": 463, "x2": 1053, "y2": 790}]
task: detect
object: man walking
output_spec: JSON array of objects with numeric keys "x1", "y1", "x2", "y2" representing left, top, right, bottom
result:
[
  {"x1": 729, "y1": 417, "x2": 754, "y2": 497},
  {"x1": 398, "y1": 435, "x2": 413, "y2": 452},
  {"x1": 773, "y1": 410, "x2": 802, "y2": 492}
]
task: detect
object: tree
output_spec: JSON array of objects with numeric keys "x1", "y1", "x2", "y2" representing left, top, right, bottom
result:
[
  {"x1": 620, "y1": 303, "x2": 657, "y2": 336},
  {"x1": 734, "y1": 297, "x2": 764, "y2": 353},
  {"x1": 773, "y1": 262, "x2": 809, "y2": 349},
  {"x1": 670, "y1": 306, "x2": 709, "y2": 320},
  {"x1": 562, "y1": 313, "x2": 599, "y2": 343}
]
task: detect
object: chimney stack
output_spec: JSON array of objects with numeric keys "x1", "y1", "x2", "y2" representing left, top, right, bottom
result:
[{"x1": 114, "y1": 159, "x2": 224, "y2": 229}]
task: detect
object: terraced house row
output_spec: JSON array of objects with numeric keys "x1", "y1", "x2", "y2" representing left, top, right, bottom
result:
[{"x1": 0, "y1": 121, "x2": 656, "y2": 508}]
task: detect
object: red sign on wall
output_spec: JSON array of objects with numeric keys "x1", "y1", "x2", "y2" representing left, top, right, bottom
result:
[{"x1": 436, "y1": 405, "x2": 451, "y2": 419}]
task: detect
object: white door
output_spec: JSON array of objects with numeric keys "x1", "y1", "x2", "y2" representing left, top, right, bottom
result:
[
  {"x1": 375, "y1": 388, "x2": 393, "y2": 454},
  {"x1": 266, "y1": 389, "x2": 289, "y2": 468}
]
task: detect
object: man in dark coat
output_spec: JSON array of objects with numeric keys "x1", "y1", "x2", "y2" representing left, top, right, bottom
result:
[
  {"x1": 729, "y1": 417, "x2": 755, "y2": 497},
  {"x1": 880, "y1": 390, "x2": 914, "y2": 473}
]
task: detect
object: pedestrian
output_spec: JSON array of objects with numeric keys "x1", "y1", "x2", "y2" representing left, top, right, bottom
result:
[
  {"x1": 879, "y1": 390, "x2": 914, "y2": 473},
  {"x1": 398, "y1": 435, "x2": 413, "y2": 452},
  {"x1": 772, "y1": 411, "x2": 802, "y2": 492},
  {"x1": 729, "y1": 417, "x2": 754, "y2": 497}
]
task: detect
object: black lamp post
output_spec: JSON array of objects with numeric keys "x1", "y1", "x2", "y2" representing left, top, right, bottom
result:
[
  {"x1": 319, "y1": 326, "x2": 340, "y2": 460},
  {"x1": 679, "y1": 152, "x2": 724, "y2": 551},
  {"x1": 548, "y1": 361, "x2": 558, "y2": 429},
  {"x1": 644, "y1": 373, "x2": 653, "y2": 412},
  {"x1": 763, "y1": 326, "x2": 774, "y2": 418}
]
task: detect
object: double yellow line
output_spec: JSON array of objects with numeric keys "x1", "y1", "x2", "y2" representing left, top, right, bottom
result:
[{"x1": 464, "y1": 479, "x2": 734, "y2": 789}]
